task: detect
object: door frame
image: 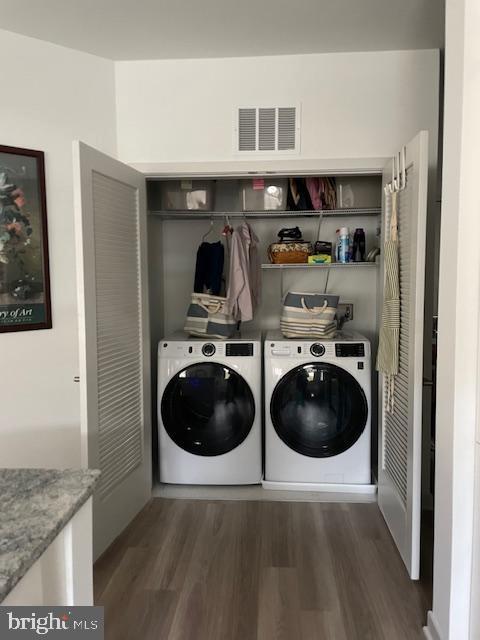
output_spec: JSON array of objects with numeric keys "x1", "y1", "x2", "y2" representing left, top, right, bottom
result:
[{"x1": 425, "y1": 0, "x2": 480, "y2": 638}]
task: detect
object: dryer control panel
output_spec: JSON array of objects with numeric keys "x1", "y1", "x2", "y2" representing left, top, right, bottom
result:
[
  {"x1": 268, "y1": 340, "x2": 370, "y2": 358},
  {"x1": 335, "y1": 343, "x2": 365, "y2": 357},
  {"x1": 268, "y1": 342, "x2": 336, "y2": 358}
]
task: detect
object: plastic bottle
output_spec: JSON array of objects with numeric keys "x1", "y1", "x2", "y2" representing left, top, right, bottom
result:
[
  {"x1": 352, "y1": 228, "x2": 366, "y2": 262},
  {"x1": 337, "y1": 227, "x2": 350, "y2": 263}
]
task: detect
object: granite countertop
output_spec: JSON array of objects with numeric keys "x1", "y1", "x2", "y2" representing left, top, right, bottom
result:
[{"x1": 0, "y1": 468, "x2": 100, "y2": 602}]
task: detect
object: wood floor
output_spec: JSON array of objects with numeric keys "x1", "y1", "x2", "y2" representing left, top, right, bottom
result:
[{"x1": 94, "y1": 499, "x2": 431, "y2": 640}]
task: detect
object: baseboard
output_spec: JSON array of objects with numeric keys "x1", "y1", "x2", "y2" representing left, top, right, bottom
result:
[
  {"x1": 423, "y1": 611, "x2": 443, "y2": 640},
  {"x1": 152, "y1": 482, "x2": 377, "y2": 503},
  {"x1": 262, "y1": 480, "x2": 378, "y2": 494}
]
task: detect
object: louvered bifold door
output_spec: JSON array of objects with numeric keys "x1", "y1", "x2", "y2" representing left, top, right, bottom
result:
[
  {"x1": 378, "y1": 131, "x2": 429, "y2": 580},
  {"x1": 74, "y1": 141, "x2": 151, "y2": 560}
]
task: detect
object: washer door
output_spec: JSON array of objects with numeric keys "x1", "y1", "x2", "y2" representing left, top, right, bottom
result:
[
  {"x1": 270, "y1": 362, "x2": 368, "y2": 458},
  {"x1": 161, "y1": 362, "x2": 255, "y2": 456}
]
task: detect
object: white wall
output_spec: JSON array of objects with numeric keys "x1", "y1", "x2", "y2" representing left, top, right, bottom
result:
[
  {"x1": 116, "y1": 47, "x2": 439, "y2": 347},
  {"x1": 426, "y1": 0, "x2": 480, "y2": 639},
  {"x1": 115, "y1": 49, "x2": 439, "y2": 167},
  {"x1": 0, "y1": 30, "x2": 116, "y2": 468}
]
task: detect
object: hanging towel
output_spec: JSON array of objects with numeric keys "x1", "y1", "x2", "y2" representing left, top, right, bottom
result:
[{"x1": 376, "y1": 191, "x2": 400, "y2": 412}]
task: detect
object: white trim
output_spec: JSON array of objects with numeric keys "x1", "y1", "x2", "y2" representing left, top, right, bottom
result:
[
  {"x1": 423, "y1": 611, "x2": 443, "y2": 640},
  {"x1": 262, "y1": 480, "x2": 377, "y2": 494},
  {"x1": 128, "y1": 157, "x2": 387, "y2": 178},
  {"x1": 152, "y1": 483, "x2": 377, "y2": 503}
]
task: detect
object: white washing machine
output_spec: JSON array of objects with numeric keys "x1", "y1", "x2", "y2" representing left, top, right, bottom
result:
[
  {"x1": 158, "y1": 331, "x2": 262, "y2": 484},
  {"x1": 264, "y1": 330, "x2": 375, "y2": 493}
]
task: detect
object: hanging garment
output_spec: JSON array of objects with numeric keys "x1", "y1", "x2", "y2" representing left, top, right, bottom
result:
[
  {"x1": 226, "y1": 222, "x2": 260, "y2": 322},
  {"x1": 376, "y1": 191, "x2": 400, "y2": 412},
  {"x1": 305, "y1": 177, "x2": 337, "y2": 211},
  {"x1": 306, "y1": 177, "x2": 322, "y2": 210},
  {"x1": 287, "y1": 178, "x2": 313, "y2": 211},
  {"x1": 193, "y1": 241, "x2": 224, "y2": 296}
]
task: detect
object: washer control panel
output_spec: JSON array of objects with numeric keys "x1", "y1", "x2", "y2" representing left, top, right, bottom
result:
[
  {"x1": 202, "y1": 343, "x2": 216, "y2": 357},
  {"x1": 160, "y1": 340, "x2": 259, "y2": 358},
  {"x1": 310, "y1": 343, "x2": 326, "y2": 357}
]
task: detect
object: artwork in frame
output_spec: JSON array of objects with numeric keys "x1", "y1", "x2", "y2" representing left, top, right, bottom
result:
[{"x1": 0, "y1": 145, "x2": 51, "y2": 332}]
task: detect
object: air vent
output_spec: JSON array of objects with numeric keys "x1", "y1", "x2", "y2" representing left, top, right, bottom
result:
[
  {"x1": 238, "y1": 108, "x2": 256, "y2": 151},
  {"x1": 258, "y1": 108, "x2": 276, "y2": 151},
  {"x1": 278, "y1": 107, "x2": 296, "y2": 150},
  {"x1": 237, "y1": 106, "x2": 299, "y2": 153}
]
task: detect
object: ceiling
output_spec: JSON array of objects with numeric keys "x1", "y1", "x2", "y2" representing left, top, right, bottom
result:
[{"x1": 0, "y1": 0, "x2": 444, "y2": 61}]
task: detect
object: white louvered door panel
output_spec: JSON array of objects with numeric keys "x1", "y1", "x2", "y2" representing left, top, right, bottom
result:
[
  {"x1": 74, "y1": 142, "x2": 151, "y2": 560},
  {"x1": 378, "y1": 131, "x2": 429, "y2": 579}
]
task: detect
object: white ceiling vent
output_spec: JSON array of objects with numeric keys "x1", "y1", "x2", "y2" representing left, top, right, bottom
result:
[{"x1": 236, "y1": 106, "x2": 300, "y2": 154}]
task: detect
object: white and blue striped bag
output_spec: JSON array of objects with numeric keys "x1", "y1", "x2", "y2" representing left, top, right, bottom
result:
[
  {"x1": 280, "y1": 291, "x2": 339, "y2": 339},
  {"x1": 184, "y1": 292, "x2": 238, "y2": 339}
]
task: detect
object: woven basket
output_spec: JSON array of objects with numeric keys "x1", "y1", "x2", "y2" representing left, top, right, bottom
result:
[{"x1": 268, "y1": 242, "x2": 312, "y2": 264}]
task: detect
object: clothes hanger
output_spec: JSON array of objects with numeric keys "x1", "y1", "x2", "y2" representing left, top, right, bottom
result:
[
  {"x1": 202, "y1": 217, "x2": 215, "y2": 241},
  {"x1": 222, "y1": 215, "x2": 233, "y2": 237}
]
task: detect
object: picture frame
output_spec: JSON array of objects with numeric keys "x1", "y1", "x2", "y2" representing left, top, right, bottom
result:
[{"x1": 0, "y1": 144, "x2": 52, "y2": 332}]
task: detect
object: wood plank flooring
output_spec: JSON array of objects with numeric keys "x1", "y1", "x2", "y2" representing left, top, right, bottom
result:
[{"x1": 94, "y1": 499, "x2": 431, "y2": 640}]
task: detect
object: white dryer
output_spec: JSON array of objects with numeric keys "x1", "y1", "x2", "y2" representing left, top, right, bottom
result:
[
  {"x1": 264, "y1": 330, "x2": 374, "y2": 492},
  {"x1": 158, "y1": 331, "x2": 262, "y2": 484}
]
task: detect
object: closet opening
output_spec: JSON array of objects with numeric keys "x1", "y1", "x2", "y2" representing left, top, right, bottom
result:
[
  {"x1": 146, "y1": 171, "x2": 382, "y2": 487},
  {"x1": 144, "y1": 163, "x2": 435, "y2": 613}
]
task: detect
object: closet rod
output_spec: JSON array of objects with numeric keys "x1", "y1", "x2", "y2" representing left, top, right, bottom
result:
[{"x1": 149, "y1": 207, "x2": 381, "y2": 220}]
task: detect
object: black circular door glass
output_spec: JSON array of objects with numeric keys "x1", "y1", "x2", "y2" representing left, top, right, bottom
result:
[
  {"x1": 161, "y1": 363, "x2": 255, "y2": 456},
  {"x1": 271, "y1": 363, "x2": 368, "y2": 458}
]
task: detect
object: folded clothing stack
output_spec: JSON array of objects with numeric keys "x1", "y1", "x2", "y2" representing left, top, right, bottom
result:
[{"x1": 280, "y1": 292, "x2": 339, "y2": 339}]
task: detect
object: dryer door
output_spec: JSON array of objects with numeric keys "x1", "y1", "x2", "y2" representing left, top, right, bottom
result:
[
  {"x1": 161, "y1": 362, "x2": 255, "y2": 456},
  {"x1": 271, "y1": 363, "x2": 368, "y2": 457}
]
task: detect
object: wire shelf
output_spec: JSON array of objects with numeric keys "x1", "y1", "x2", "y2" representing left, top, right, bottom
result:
[
  {"x1": 150, "y1": 207, "x2": 381, "y2": 220},
  {"x1": 261, "y1": 262, "x2": 378, "y2": 270}
]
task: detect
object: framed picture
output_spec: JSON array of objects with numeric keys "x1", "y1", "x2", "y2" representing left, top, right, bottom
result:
[{"x1": 0, "y1": 145, "x2": 51, "y2": 332}]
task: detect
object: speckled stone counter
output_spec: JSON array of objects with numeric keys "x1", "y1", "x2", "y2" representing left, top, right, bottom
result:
[{"x1": 0, "y1": 468, "x2": 100, "y2": 602}]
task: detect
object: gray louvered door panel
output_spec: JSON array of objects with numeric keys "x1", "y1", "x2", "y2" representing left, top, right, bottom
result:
[
  {"x1": 92, "y1": 173, "x2": 144, "y2": 500},
  {"x1": 75, "y1": 141, "x2": 150, "y2": 560},
  {"x1": 383, "y1": 178, "x2": 412, "y2": 506}
]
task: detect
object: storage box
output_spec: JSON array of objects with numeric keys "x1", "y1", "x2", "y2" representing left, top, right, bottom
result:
[
  {"x1": 241, "y1": 178, "x2": 288, "y2": 211},
  {"x1": 150, "y1": 180, "x2": 215, "y2": 211}
]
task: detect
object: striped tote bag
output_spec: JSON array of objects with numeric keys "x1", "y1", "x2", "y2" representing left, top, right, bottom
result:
[
  {"x1": 184, "y1": 292, "x2": 237, "y2": 339},
  {"x1": 280, "y1": 292, "x2": 339, "y2": 339}
]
